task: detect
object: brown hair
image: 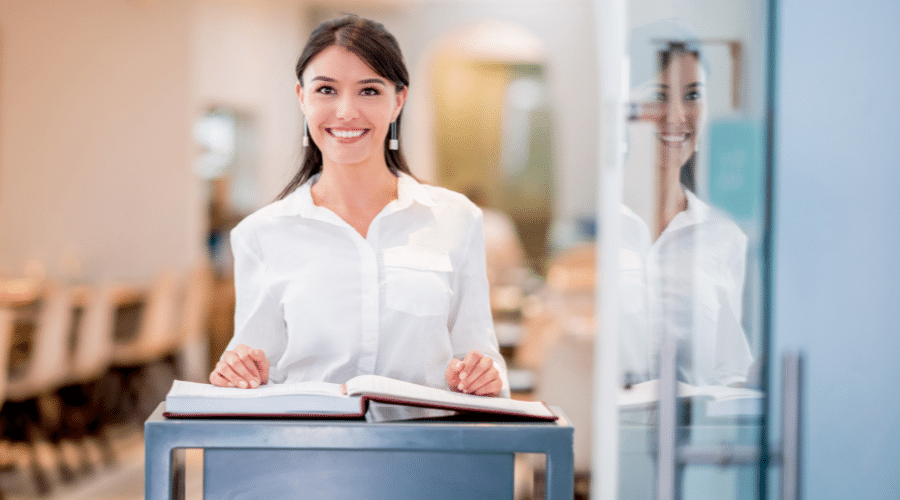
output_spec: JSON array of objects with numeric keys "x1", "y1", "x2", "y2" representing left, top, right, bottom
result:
[{"x1": 277, "y1": 15, "x2": 411, "y2": 200}]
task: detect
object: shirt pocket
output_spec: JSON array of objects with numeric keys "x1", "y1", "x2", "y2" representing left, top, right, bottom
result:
[{"x1": 382, "y1": 246, "x2": 453, "y2": 317}]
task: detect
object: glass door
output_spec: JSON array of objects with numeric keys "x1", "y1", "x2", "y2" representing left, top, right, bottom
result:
[{"x1": 592, "y1": 0, "x2": 789, "y2": 498}]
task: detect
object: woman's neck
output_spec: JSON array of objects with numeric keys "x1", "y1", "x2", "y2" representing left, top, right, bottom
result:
[
  {"x1": 654, "y1": 169, "x2": 688, "y2": 240},
  {"x1": 311, "y1": 162, "x2": 399, "y2": 238}
]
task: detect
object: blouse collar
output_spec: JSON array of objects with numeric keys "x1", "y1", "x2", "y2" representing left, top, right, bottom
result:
[{"x1": 274, "y1": 171, "x2": 436, "y2": 219}]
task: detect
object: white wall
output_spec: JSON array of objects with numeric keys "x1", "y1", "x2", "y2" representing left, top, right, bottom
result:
[
  {"x1": 0, "y1": 0, "x2": 198, "y2": 281},
  {"x1": 773, "y1": 0, "x2": 900, "y2": 497},
  {"x1": 319, "y1": 0, "x2": 601, "y2": 228},
  {"x1": 191, "y1": 0, "x2": 308, "y2": 204},
  {"x1": 0, "y1": 0, "x2": 308, "y2": 281}
]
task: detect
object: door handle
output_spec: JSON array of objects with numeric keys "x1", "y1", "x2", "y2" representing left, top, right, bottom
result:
[
  {"x1": 655, "y1": 350, "x2": 803, "y2": 500},
  {"x1": 780, "y1": 351, "x2": 802, "y2": 500}
]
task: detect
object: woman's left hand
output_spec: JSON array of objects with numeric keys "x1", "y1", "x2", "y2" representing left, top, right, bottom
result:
[{"x1": 445, "y1": 350, "x2": 502, "y2": 397}]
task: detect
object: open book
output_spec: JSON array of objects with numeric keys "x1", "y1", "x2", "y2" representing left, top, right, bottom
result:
[
  {"x1": 164, "y1": 374, "x2": 558, "y2": 421},
  {"x1": 618, "y1": 379, "x2": 763, "y2": 417}
]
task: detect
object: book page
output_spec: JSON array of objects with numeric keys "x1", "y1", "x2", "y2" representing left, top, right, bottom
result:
[
  {"x1": 617, "y1": 379, "x2": 763, "y2": 409},
  {"x1": 168, "y1": 380, "x2": 345, "y2": 399},
  {"x1": 344, "y1": 375, "x2": 555, "y2": 418}
]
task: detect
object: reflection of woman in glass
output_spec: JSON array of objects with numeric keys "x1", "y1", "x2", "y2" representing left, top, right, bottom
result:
[{"x1": 620, "y1": 40, "x2": 753, "y2": 387}]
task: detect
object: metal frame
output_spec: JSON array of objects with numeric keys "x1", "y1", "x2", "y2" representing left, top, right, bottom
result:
[{"x1": 144, "y1": 403, "x2": 574, "y2": 500}]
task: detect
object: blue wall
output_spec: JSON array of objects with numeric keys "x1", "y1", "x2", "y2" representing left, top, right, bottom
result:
[{"x1": 773, "y1": 0, "x2": 900, "y2": 498}]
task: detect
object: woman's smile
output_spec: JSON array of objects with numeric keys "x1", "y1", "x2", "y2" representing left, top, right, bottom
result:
[
  {"x1": 657, "y1": 131, "x2": 693, "y2": 147},
  {"x1": 328, "y1": 128, "x2": 369, "y2": 140}
]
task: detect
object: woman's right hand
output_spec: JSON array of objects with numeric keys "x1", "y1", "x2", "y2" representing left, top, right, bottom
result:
[{"x1": 209, "y1": 344, "x2": 270, "y2": 388}]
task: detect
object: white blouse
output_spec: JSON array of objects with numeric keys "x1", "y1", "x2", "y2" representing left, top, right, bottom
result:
[
  {"x1": 225, "y1": 172, "x2": 509, "y2": 395},
  {"x1": 619, "y1": 190, "x2": 754, "y2": 387}
]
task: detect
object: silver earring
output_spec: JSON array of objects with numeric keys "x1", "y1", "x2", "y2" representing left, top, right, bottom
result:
[
  {"x1": 389, "y1": 121, "x2": 398, "y2": 150},
  {"x1": 302, "y1": 117, "x2": 309, "y2": 147}
]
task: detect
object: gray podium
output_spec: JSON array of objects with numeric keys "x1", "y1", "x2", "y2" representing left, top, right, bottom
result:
[{"x1": 144, "y1": 403, "x2": 574, "y2": 500}]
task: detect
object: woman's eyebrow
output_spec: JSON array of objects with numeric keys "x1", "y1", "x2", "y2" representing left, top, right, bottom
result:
[
  {"x1": 655, "y1": 82, "x2": 705, "y2": 90},
  {"x1": 309, "y1": 76, "x2": 387, "y2": 86}
]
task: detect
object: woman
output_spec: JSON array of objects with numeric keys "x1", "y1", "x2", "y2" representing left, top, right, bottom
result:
[
  {"x1": 209, "y1": 15, "x2": 507, "y2": 398},
  {"x1": 619, "y1": 41, "x2": 754, "y2": 387}
]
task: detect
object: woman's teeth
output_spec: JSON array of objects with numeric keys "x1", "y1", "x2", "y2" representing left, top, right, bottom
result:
[
  {"x1": 659, "y1": 133, "x2": 689, "y2": 144},
  {"x1": 331, "y1": 129, "x2": 365, "y2": 138}
]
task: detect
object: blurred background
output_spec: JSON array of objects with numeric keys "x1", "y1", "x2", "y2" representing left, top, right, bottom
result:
[
  {"x1": 1, "y1": 0, "x2": 899, "y2": 499},
  {"x1": 0, "y1": 1, "x2": 600, "y2": 497}
]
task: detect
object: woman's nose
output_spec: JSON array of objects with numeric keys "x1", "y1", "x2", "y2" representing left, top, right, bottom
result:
[
  {"x1": 335, "y1": 95, "x2": 359, "y2": 120},
  {"x1": 664, "y1": 98, "x2": 687, "y2": 124}
]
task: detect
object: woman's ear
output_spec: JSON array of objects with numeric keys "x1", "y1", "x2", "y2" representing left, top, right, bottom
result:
[
  {"x1": 296, "y1": 82, "x2": 305, "y2": 113},
  {"x1": 392, "y1": 86, "x2": 408, "y2": 122}
]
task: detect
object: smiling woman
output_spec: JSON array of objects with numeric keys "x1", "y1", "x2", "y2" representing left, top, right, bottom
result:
[
  {"x1": 297, "y1": 45, "x2": 408, "y2": 177},
  {"x1": 208, "y1": 15, "x2": 510, "y2": 405}
]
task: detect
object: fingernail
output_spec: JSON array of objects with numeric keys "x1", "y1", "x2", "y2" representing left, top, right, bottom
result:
[
  {"x1": 238, "y1": 380, "x2": 248, "y2": 389},
  {"x1": 250, "y1": 380, "x2": 258, "y2": 388},
  {"x1": 459, "y1": 371, "x2": 467, "y2": 381}
]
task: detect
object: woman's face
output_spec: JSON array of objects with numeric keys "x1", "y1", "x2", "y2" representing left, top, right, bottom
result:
[
  {"x1": 651, "y1": 53, "x2": 707, "y2": 171},
  {"x1": 297, "y1": 45, "x2": 407, "y2": 169}
]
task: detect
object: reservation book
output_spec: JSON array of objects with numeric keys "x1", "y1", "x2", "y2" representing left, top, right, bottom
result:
[{"x1": 164, "y1": 374, "x2": 558, "y2": 421}]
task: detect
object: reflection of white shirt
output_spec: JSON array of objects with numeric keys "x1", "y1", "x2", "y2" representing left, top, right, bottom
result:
[
  {"x1": 226, "y1": 173, "x2": 508, "y2": 395},
  {"x1": 619, "y1": 190, "x2": 753, "y2": 387}
]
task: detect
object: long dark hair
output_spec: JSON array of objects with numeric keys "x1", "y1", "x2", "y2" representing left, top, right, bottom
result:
[{"x1": 277, "y1": 15, "x2": 412, "y2": 200}]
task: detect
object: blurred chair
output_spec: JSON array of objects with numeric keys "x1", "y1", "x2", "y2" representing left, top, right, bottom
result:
[
  {"x1": 0, "y1": 307, "x2": 13, "y2": 401},
  {"x1": 0, "y1": 307, "x2": 13, "y2": 500},
  {"x1": 53, "y1": 283, "x2": 120, "y2": 475},
  {"x1": 110, "y1": 269, "x2": 182, "y2": 424},
  {"x1": 1, "y1": 281, "x2": 78, "y2": 494},
  {"x1": 516, "y1": 243, "x2": 596, "y2": 372},
  {"x1": 175, "y1": 263, "x2": 213, "y2": 383}
]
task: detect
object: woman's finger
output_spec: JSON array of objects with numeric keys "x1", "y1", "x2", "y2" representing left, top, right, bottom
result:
[
  {"x1": 234, "y1": 345, "x2": 262, "y2": 381},
  {"x1": 470, "y1": 377, "x2": 502, "y2": 397},
  {"x1": 251, "y1": 349, "x2": 270, "y2": 384},
  {"x1": 221, "y1": 351, "x2": 258, "y2": 388},
  {"x1": 459, "y1": 353, "x2": 492, "y2": 392},
  {"x1": 462, "y1": 358, "x2": 498, "y2": 395},
  {"x1": 213, "y1": 360, "x2": 243, "y2": 388},
  {"x1": 457, "y1": 351, "x2": 482, "y2": 384}
]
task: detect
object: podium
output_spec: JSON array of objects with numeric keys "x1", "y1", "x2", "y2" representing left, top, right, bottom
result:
[{"x1": 144, "y1": 403, "x2": 574, "y2": 499}]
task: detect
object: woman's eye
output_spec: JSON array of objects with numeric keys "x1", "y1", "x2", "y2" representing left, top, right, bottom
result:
[
  {"x1": 360, "y1": 87, "x2": 381, "y2": 96},
  {"x1": 315, "y1": 85, "x2": 336, "y2": 95},
  {"x1": 653, "y1": 91, "x2": 668, "y2": 103},
  {"x1": 685, "y1": 90, "x2": 702, "y2": 101}
]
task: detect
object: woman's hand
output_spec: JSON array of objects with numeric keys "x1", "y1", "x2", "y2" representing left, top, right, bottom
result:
[
  {"x1": 445, "y1": 350, "x2": 502, "y2": 397},
  {"x1": 210, "y1": 344, "x2": 270, "y2": 389}
]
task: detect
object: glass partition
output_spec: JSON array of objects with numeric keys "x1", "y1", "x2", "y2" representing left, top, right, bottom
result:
[{"x1": 607, "y1": 1, "x2": 773, "y2": 499}]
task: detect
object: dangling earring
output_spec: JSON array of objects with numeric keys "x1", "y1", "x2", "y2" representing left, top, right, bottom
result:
[
  {"x1": 389, "y1": 121, "x2": 399, "y2": 150},
  {"x1": 302, "y1": 116, "x2": 309, "y2": 147}
]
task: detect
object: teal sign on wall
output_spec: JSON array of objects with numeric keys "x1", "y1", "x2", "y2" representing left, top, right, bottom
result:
[{"x1": 707, "y1": 117, "x2": 763, "y2": 222}]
